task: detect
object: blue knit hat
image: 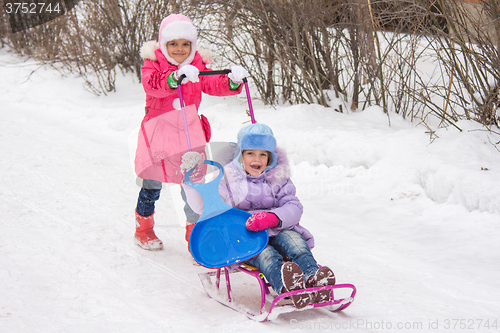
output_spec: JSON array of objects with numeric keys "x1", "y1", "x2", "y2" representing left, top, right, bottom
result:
[{"x1": 236, "y1": 123, "x2": 278, "y2": 171}]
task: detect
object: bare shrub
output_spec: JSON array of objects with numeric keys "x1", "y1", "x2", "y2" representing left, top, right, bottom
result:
[
  {"x1": 423, "y1": 0, "x2": 500, "y2": 128},
  {"x1": 198, "y1": 0, "x2": 500, "y2": 131},
  {"x1": 199, "y1": 0, "x2": 362, "y2": 110},
  {"x1": 3, "y1": 0, "x2": 172, "y2": 94},
  {"x1": 197, "y1": 0, "x2": 449, "y2": 119},
  {"x1": 2, "y1": 0, "x2": 500, "y2": 132}
]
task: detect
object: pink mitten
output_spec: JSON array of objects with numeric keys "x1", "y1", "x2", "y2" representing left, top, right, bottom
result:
[{"x1": 246, "y1": 212, "x2": 279, "y2": 231}]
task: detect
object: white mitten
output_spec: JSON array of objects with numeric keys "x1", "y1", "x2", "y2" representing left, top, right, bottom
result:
[
  {"x1": 181, "y1": 151, "x2": 205, "y2": 182},
  {"x1": 228, "y1": 65, "x2": 249, "y2": 83},
  {"x1": 175, "y1": 65, "x2": 200, "y2": 84},
  {"x1": 181, "y1": 151, "x2": 202, "y2": 174}
]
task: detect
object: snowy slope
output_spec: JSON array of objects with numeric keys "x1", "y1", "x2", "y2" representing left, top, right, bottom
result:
[{"x1": 1, "y1": 48, "x2": 500, "y2": 333}]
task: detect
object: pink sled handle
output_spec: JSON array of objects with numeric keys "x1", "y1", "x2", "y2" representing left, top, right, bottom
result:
[{"x1": 177, "y1": 70, "x2": 256, "y2": 151}]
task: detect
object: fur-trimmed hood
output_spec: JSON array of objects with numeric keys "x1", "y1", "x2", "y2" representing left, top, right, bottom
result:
[{"x1": 140, "y1": 40, "x2": 161, "y2": 61}]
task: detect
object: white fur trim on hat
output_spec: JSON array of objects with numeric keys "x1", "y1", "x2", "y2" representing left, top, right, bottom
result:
[{"x1": 158, "y1": 15, "x2": 197, "y2": 67}]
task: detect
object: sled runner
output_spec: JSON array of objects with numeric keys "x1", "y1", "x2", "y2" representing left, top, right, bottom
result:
[{"x1": 198, "y1": 264, "x2": 357, "y2": 322}]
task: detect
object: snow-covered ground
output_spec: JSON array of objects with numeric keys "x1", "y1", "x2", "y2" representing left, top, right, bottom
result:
[{"x1": 1, "y1": 48, "x2": 500, "y2": 333}]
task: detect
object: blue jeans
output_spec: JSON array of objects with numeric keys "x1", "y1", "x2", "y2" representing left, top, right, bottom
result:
[
  {"x1": 136, "y1": 179, "x2": 200, "y2": 223},
  {"x1": 245, "y1": 229, "x2": 319, "y2": 294}
]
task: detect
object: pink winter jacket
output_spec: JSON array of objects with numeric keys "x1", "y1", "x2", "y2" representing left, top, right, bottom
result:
[{"x1": 134, "y1": 42, "x2": 243, "y2": 183}]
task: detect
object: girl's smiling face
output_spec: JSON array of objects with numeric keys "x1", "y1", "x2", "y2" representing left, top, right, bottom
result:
[
  {"x1": 166, "y1": 39, "x2": 191, "y2": 64},
  {"x1": 242, "y1": 149, "x2": 270, "y2": 176}
]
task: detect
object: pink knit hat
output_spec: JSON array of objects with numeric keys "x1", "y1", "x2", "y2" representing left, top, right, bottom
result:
[{"x1": 158, "y1": 14, "x2": 198, "y2": 67}]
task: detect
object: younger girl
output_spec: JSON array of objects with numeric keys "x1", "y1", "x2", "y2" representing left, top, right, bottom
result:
[
  {"x1": 184, "y1": 123, "x2": 336, "y2": 309},
  {"x1": 134, "y1": 13, "x2": 249, "y2": 250}
]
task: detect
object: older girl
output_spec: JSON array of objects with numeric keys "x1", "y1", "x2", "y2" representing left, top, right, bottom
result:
[{"x1": 134, "y1": 13, "x2": 248, "y2": 250}]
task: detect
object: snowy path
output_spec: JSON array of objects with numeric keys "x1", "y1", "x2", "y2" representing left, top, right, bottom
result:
[{"x1": 1, "y1": 49, "x2": 500, "y2": 332}]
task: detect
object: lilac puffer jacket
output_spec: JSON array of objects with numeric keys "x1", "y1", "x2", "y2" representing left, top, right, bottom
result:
[{"x1": 184, "y1": 147, "x2": 315, "y2": 249}]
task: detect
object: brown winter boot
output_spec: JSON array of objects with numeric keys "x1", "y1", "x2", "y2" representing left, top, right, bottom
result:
[
  {"x1": 307, "y1": 266, "x2": 336, "y2": 303},
  {"x1": 281, "y1": 262, "x2": 313, "y2": 309},
  {"x1": 134, "y1": 210, "x2": 163, "y2": 251}
]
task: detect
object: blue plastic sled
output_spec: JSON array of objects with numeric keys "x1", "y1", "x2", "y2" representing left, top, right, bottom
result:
[{"x1": 185, "y1": 160, "x2": 268, "y2": 268}]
